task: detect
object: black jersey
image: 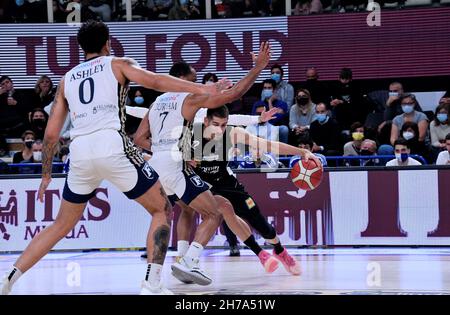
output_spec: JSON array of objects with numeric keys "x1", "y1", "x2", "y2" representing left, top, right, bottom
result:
[{"x1": 193, "y1": 124, "x2": 242, "y2": 190}]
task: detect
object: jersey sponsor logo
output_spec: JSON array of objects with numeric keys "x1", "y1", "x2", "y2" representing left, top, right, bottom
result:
[
  {"x1": 72, "y1": 112, "x2": 87, "y2": 120},
  {"x1": 154, "y1": 102, "x2": 177, "y2": 111},
  {"x1": 190, "y1": 175, "x2": 204, "y2": 188},
  {"x1": 141, "y1": 164, "x2": 155, "y2": 180},
  {"x1": 92, "y1": 104, "x2": 117, "y2": 114},
  {"x1": 199, "y1": 165, "x2": 220, "y2": 174},
  {"x1": 245, "y1": 197, "x2": 255, "y2": 209}
]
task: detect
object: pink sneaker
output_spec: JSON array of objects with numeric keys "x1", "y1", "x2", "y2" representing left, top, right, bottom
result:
[
  {"x1": 258, "y1": 250, "x2": 279, "y2": 273},
  {"x1": 273, "y1": 249, "x2": 302, "y2": 276}
]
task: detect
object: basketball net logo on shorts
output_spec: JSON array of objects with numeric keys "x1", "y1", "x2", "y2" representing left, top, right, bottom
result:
[
  {"x1": 0, "y1": 188, "x2": 111, "y2": 243},
  {"x1": 190, "y1": 175, "x2": 204, "y2": 188}
]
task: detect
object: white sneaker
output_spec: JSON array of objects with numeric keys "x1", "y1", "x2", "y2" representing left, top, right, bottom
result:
[
  {"x1": 171, "y1": 256, "x2": 194, "y2": 284},
  {"x1": 171, "y1": 257, "x2": 212, "y2": 286},
  {"x1": 139, "y1": 280, "x2": 173, "y2": 295},
  {"x1": 1, "y1": 274, "x2": 11, "y2": 295}
]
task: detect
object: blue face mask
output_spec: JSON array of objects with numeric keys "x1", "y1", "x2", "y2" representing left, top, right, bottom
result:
[
  {"x1": 262, "y1": 89, "x2": 273, "y2": 99},
  {"x1": 16, "y1": 0, "x2": 24, "y2": 6},
  {"x1": 437, "y1": 113, "x2": 448, "y2": 123},
  {"x1": 401, "y1": 104, "x2": 414, "y2": 114},
  {"x1": 134, "y1": 96, "x2": 144, "y2": 105},
  {"x1": 316, "y1": 113, "x2": 327, "y2": 123},
  {"x1": 271, "y1": 73, "x2": 281, "y2": 83},
  {"x1": 395, "y1": 153, "x2": 409, "y2": 162}
]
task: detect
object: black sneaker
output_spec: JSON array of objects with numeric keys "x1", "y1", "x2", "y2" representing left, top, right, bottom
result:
[{"x1": 229, "y1": 245, "x2": 240, "y2": 257}]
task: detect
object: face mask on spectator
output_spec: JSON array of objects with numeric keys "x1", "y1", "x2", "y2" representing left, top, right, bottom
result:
[
  {"x1": 32, "y1": 118, "x2": 46, "y2": 127},
  {"x1": 395, "y1": 153, "x2": 408, "y2": 162},
  {"x1": 437, "y1": 113, "x2": 448, "y2": 123},
  {"x1": 25, "y1": 140, "x2": 34, "y2": 149},
  {"x1": 401, "y1": 104, "x2": 414, "y2": 114},
  {"x1": 389, "y1": 92, "x2": 399, "y2": 97},
  {"x1": 180, "y1": 0, "x2": 188, "y2": 5},
  {"x1": 316, "y1": 113, "x2": 327, "y2": 123},
  {"x1": 134, "y1": 96, "x2": 144, "y2": 105},
  {"x1": 296, "y1": 96, "x2": 309, "y2": 106},
  {"x1": 402, "y1": 131, "x2": 415, "y2": 141},
  {"x1": 33, "y1": 151, "x2": 42, "y2": 162},
  {"x1": 271, "y1": 73, "x2": 281, "y2": 83},
  {"x1": 262, "y1": 89, "x2": 273, "y2": 99},
  {"x1": 15, "y1": 0, "x2": 24, "y2": 6},
  {"x1": 352, "y1": 132, "x2": 364, "y2": 141}
]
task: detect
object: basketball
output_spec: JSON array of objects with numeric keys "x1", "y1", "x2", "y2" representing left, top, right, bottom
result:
[{"x1": 290, "y1": 159, "x2": 323, "y2": 191}]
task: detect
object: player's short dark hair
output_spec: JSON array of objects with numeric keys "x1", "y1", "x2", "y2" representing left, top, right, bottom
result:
[
  {"x1": 297, "y1": 133, "x2": 314, "y2": 148},
  {"x1": 77, "y1": 20, "x2": 110, "y2": 54},
  {"x1": 263, "y1": 79, "x2": 277, "y2": 90},
  {"x1": 0, "y1": 75, "x2": 12, "y2": 83},
  {"x1": 394, "y1": 138, "x2": 409, "y2": 148},
  {"x1": 206, "y1": 106, "x2": 229, "y2": 120},
  {"x1": 446, "y1": 133, "x2": 450, "y2": 141},
  {"x1": 169, "y1": 62, "x2": 193, "y2": 78},
  {"x1": 271, "y1": 64, "x2": 284, "y2": 76}
]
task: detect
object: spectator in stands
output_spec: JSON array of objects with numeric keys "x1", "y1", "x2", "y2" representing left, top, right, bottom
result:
[
  {"x1": 301, "y1": 67, "x2": 329, "y2": 105},
  {"x1": 246, "y1": 105, "x2": 280, "y2": 142},
  {"x1": 229, "y1": 0, "x2": 259, "y2": 17},
  {"x1": 390, "y1": 93, "x2": 428, "y2": 146},
  {"x1": 399, "y1": 121, "x2": 429, "y2": 161},
  {"x1": 330, "y1": 68, "x2": 363, "y2": 132},
  {"x1": 430, "y1": 103, "x2": 449, "y2": 155},
  {"x1": 436, "y1": 133, "x2": 450, "y2": 165},
  {"x1": 148, "y1": 0, "x2": 173, "y2": 19},
  {"x1": 202, "y1": 73, "x2": 218, "y2": 85},
  {"x1": 358, "y1": 139, "x2": 380, "y2": 167},
  {"x1": 126, "y1": 89, "x2": 148, "y2": 136},
  {"x1": 289, "y1": 89, "x2": 316, "y2": 140},
  {"x1": 293, "y1": 0, "x2": 323, "y2": 15},
  {"x1": 12, "y1": 130, "x2": 35, "y2": 163},
  {"x1": 0, "y1": 75, "x2": 29, "y2": 137},
  {"x1": 309, "y1": 103, "x2": 341, "y2": 156},
  {"x1": 252, "y1": 79, "x2": 289, "y2": 143},
  {"x1": 28, "y1": 108, "x2": 48, "y2": 141},
  {"x1": 263, "y1": 64, "x2": 294, "y2": 109},
  {"x1": 88, "y1": 0, "x2": 112, "y2": 21},
  {"x1": 289, "y1": 132, "x2": 327, "y2": 167},
  {"x1": 343, "y1": 122, "x2": 365, "y2": 156},
  {"x1": 169, "y1": 0, "x2": 201, "y2": 20},
  {"x1": 383, "y1": 82, "x2": 423, "y2": 121},
  {"x1": 376, "y1": 120, "x2": 394, "y2": 153},
  {"x1": 260, "y1": 0, "x2": 284, "y2": 16},
  {"x1": 386, "y1": 138, "x2": 422, "y2": 166},
  {"x1": 24, "y1": 0, "x2": 48, "y2": 22},
  {"x1": 33, "y1": 75, "x2": 55, "y2": 108}
]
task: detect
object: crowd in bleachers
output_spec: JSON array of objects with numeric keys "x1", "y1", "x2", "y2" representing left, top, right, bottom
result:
[
  {"x1": 0, "y1": 62, "x2": 449, "y2": 174},
  {"x1": 1, "y1": 0, "x2": 450, "y2": 23}
]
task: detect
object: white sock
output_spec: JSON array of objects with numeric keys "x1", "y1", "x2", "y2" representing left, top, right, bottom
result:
[
  {"x1": 144, "y1": 263, "x2": 162, "y2": 286},
  {"x1": 2, "y1": 266, "x2": 22, "y2": 293},
  {"x1": 177, "y1": 240, "x2": 190, "y2": 257},
  {"x1": 184, "y1": 242, "x2": 203, "y2": 261}
]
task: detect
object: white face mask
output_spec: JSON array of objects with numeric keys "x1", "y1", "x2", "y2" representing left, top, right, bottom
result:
[
  {"x1": 33, "y1": 151, "x2": 42, "y2": 162},
  {"x1": 402, "y1": 131, "x2": 415, "y2": 141}
]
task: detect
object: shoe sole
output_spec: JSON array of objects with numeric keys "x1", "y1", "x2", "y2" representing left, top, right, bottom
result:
[
  {"x1": 171, "y1": 267, "x2": 194, "y2": 284},
  {"x1": 263, "y1": 256, "x2": 279, "y2": 273},
  {"x1": 171, "y1": 264, "x2": 212, "y2": 286},
  {"x1": 273, "y1": 255, "x2": 302, "y2": 276}
]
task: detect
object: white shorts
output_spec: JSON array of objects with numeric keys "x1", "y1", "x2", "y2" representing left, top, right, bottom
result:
[
  {"x1": 63, "y1": 129, "x2": 158, "y2": 203},
  {"x1": 148, "y1": 152, "x2": 208, "y2": 205}
]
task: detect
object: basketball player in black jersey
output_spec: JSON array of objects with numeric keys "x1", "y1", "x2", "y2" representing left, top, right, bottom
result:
[{"x1": 176, "y1": 106, "x2": 323, "y2": 276}]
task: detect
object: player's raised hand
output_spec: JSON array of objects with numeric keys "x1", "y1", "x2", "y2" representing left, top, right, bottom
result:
[
  {"x1": 204, "y1": 78, "x2": 233, "y2": 96},
  {"x1": 251, "y1": 41, "x2": 272, "y2": 70},
  {"x1": 259, "y1": 107, "x2": 278, "y2": 123}
]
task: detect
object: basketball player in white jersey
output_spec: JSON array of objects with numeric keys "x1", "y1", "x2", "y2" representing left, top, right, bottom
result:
[
  {"x1": 1, "y1": 20, "x2": 232, "y2": 296},
  {"x1": 134, "y1": 43, "x2": 296, "y2": 286}
]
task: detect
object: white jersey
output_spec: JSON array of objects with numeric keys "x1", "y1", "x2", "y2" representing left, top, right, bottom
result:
[
  {"x1": 64, "y1": 56, "x2": 127, "y2": 139},
  {"x1": 149, "y1": 92, "x2": 191, "y2": 160}
]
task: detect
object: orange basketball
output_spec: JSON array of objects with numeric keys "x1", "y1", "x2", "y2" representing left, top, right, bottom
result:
[{"x1": 290, "y1": 159, "x2": 323, "y2": 191}]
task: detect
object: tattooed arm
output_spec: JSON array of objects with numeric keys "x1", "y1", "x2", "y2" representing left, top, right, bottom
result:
[{"x1": 38, "y1": 78, "x2": 69, "y2": 202}]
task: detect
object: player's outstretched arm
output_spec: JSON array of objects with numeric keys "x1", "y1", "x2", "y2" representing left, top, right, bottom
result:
[
  {"x1": 230, "y1": 127, "x2": 323, "y2": 167},
  {"x1": 184, "y1": 42, "x2": 272, "y2": 111},
  {"x1": 134, "y1": 112, "x2": 152, "y2": 152},
  {"x1": 38, "y1": 78, "x2": 69, "y2": 202},
  {"x1": 115, "y1": 58, "x2": 231, "y2": 95}
]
